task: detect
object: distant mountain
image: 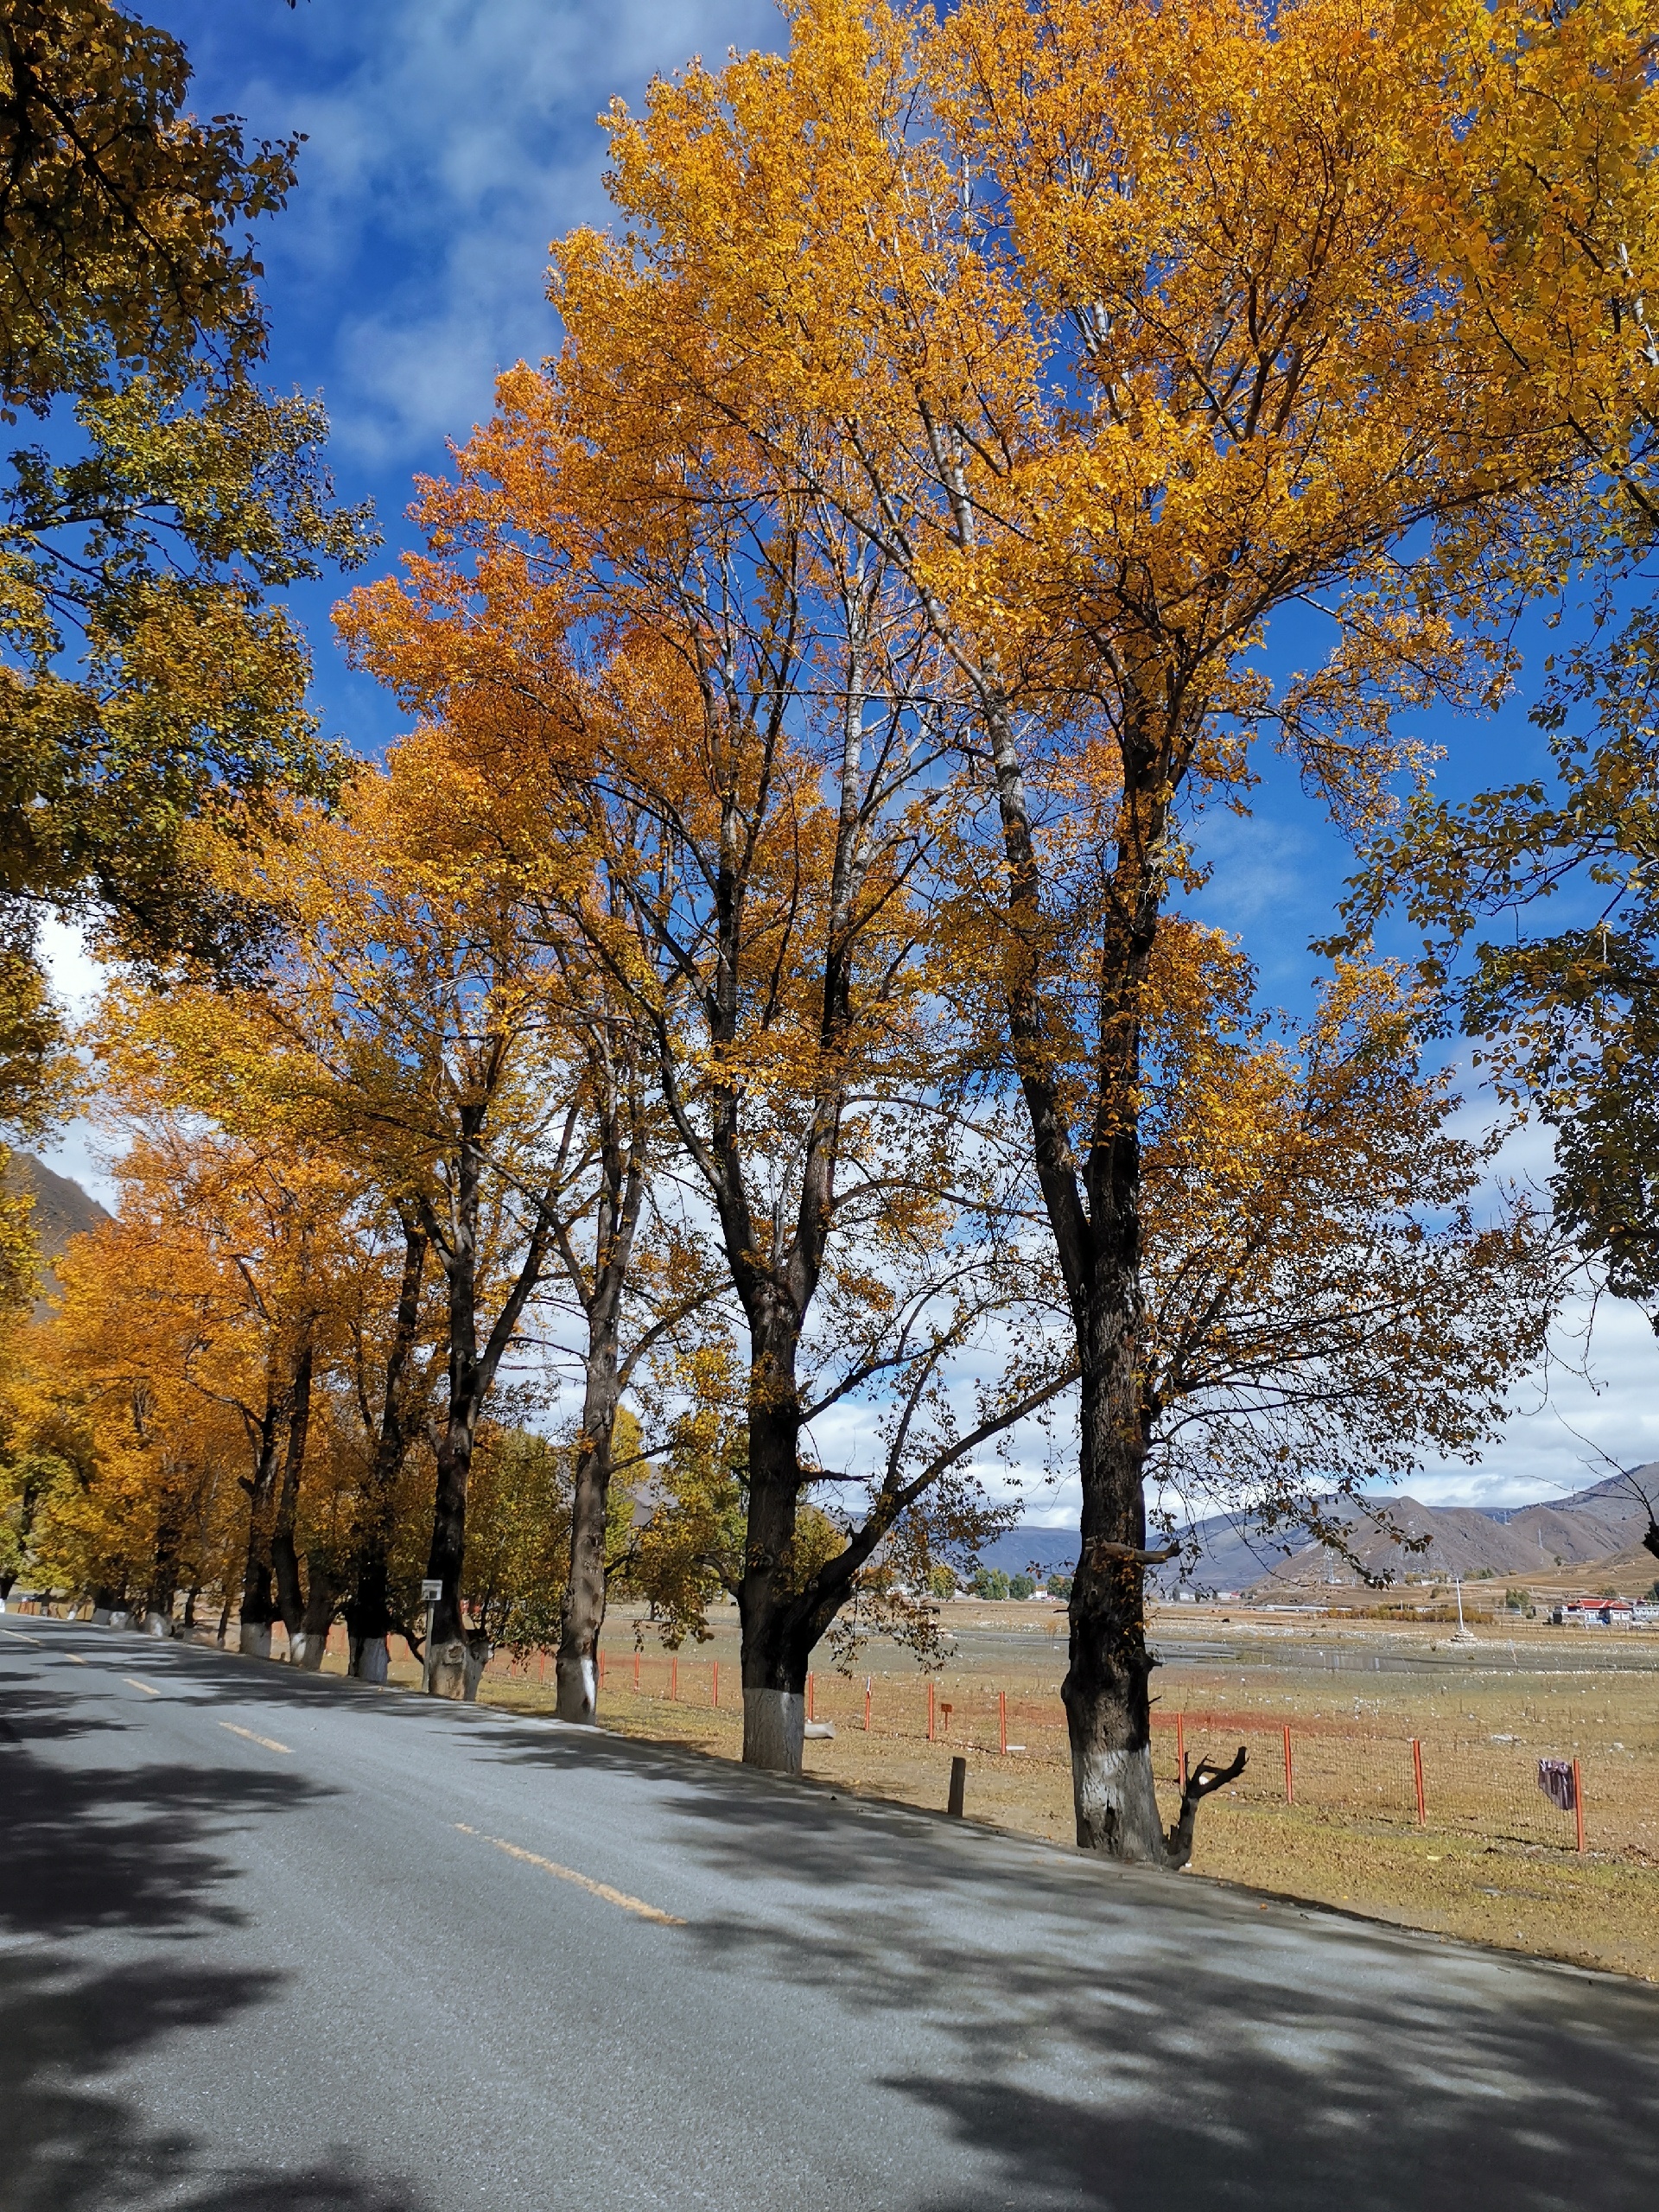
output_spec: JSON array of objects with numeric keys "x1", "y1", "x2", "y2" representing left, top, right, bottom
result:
[
  {"x1": 979, "y1": 1471, "x2": 1659, "y2": 1594},
  {"x1": 2, "y1": 1152, "x2": 111, "y2": 1315},
  {"x1": 975, "y1": 1526, "x2": 1083, "y2": 1580},
  {"x1": 1169, "y1": 1473, "x2": 1659, "y2": 1593}
]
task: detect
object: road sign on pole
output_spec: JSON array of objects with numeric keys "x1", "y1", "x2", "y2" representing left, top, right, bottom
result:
[{"x1": 419, "y1": 1580, "x2": 442, "y2": 1694}]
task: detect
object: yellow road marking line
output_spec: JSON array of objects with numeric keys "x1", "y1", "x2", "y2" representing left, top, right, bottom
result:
[
  {"x1": 454, "y1": 1824, "x2": 685, "y2": 1925},
  {"x1": 0, "y1": 1627, "x2": 41, "y2": 1644},
  {"x1": 220, "y1": 1720, "x2": 293, "y2": 1755},
  {"x1": 65, "y1": 1653, "x2": 86, "y2": 1663},
  {"x1": 122, "y1": 1676, "x2": 161, "y2": 1696}
]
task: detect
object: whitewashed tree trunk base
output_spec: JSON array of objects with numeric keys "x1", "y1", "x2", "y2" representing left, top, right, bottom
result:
[
  {"x1": 349, "y1": 1635, "x2": 389, "y2": 1686},
  {"x1": 238, "y1": 1623, "x2": 271, "y2": 1661},
  {"x1": 428, "y1": 1639, "x2": 488, "y2": 1701},
  {"x1": 90, "y1": 1608, "x2": 111, "y2": 1625},
  {"x1": 143, "y1": 1613, "x2": 173, "y2": 1639},
  {"x1": 555, "y1": 1654, "x2": 597, "y2": 1724},
  {"x1": 288, "y1": 1631, "x2": 327, "y2": 1670},
  {"x1": 743, "y1": 1688, "x2": 804, "y2": 1773},
  {"x1": 1072, "y1": 1741, "x2": 1170, "y2": 1862},
  {"x1": 108, "y1": 1610, "x2": 130, "y2": 1630}
]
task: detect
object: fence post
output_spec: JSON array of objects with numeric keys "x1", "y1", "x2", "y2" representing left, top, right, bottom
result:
[
  {"x1": 1412, "y1": 1738, "x2": 1426, "y2": 1827},
  {"x1": 865, "y1": 1675, "x2": 872, "y2": 1731},
  {"x1": 1283, "y1": 1723, "x2": 1294, "y2": 1807},
  {"x1": 807, "y1": 1671, "x2": 815, "y2": 1722},
  {"x1": 539, "y1": 1650, "x2": 546, "y2": 1688},
  {"x1": 999, "y1": 1690, "x2": 1007, "y2": 1757},
  {"x1": 599, "y1": 1652, "x2": 607, "y2": 1691},
  {"x1": 1177, "y1": 1712, "x2": 1186, "y2": 1786},
  {"x1": 671, "y1": 1653, "x2": 678, "y2": 1700},
  {"x1": 947, "y1": 1755, "x2": 967, "y2": 1817},
  {"x1": 928, "y1": 1679, "x2": 936, "y2": 1742},
  {"x1": 713, "y1": 1660, "x2": 719, "y2": 1707},
  {"x1": 633, "y1": 1650, "x2": 640, "y2": 1693},
  {"x1": 1573, "y1": 1758, "x2": 1585, "y2": 1853}
]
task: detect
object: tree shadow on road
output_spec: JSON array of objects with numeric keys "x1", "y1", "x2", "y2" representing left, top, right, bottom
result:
[
  {"x1": 482, "y1": 1718, "x2": 1659, "y2": 2210},
  {"x1": 0, "y1": 1685, "x2": 132, "y2": 1744},
  {"x1": 0, "y1": 1948, "x2": 429, "y2": 2212},
  {"x1": 0, "y1": 1729, "x2": 340, "y2": 1940},
  {"x1": 0, "y1": 1732, "x2": 428, "y2": 2212}
]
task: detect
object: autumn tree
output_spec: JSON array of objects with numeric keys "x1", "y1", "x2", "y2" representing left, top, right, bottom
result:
[
  {"x1": 1296, "y1": 0, "x2": 1659, "y2": 1567},
  {"x1": 86, "y1": 1109, "x2": 356, "y2": 1654},
  {"x1": 461, "y1": 1419, "x2": 638, "y2": 1658},
  {"x1": 87, "y1": 948, "x2": 449, "y2": 1668},
  {"x1": 190, "y1": 745, "x2": 694, "y2": 1699},
  {"x1": 343, "y1": 354, "x2": 1065, "y2": 1770},
  {"x1": 338, "y1": 1198, "x2": 439, "y2": 1682},
  {"x1": 0, "y1": 0, "x2": 373, "y2": 1132},
  {"x1": 6, "y1": 1135, "x2": 303, "y2": 1630},
  {"x1": 419, "y1": 767, "x2": 719, "y2": 1727},
  {"x1": 1336, "y1": 612, "x2": 1659, "y2": 1562},
  {"x1": 564, "y1": 0, "x2": 1657, "y2": 1851},
  {"x1": 1326, "y1": 0, "x2": 1659, "y2": 1325},
  {"x1": 1133, "y1": 931, "x2": 1555, "y2": 1562},
  {"x1": 534, "y1": 973, "x2": 714, "y2": 1727}
]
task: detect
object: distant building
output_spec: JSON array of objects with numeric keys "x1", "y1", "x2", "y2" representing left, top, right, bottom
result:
[{"x1": 1553, "y1": 1596, "x2": 1636, "y2": 1627}]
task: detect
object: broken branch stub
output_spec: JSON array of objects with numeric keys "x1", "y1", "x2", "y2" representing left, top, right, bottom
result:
[{"x1": 1163, "y1": 1744, "x2": 1249, "y2": 1872}]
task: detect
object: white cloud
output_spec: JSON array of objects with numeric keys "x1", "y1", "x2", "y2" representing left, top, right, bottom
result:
[
  {"x1": 1413, "y1": 1292, "x2": 1659, "y2": 1505},
  {"x1": 180, "y1": 0, "x2": 785, "y2": 467},
  {"x1": 29, "y1": 919, "x2": 123, "y2": 1210},
  {"x1": 35, "y1": 915, "x2": 105, "y2": 1025},
  {"x1": 1185, "y1": 808, "x2": 1319, "y2": 932}
]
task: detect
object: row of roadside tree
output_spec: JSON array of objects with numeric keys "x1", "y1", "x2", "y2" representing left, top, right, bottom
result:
[{"x1": 4, "y1": 0, "x2": 1659, "y2": 1869}]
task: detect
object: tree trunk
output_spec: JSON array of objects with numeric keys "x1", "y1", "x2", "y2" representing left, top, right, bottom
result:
[
  {"x1": 982, "y1": 682, "x2": 1180, "y2": 1862},
  {"x1": 552, "y1": 1076, "x2": 648, "y2": 1724},
  {"x1": 1061, "y1": 1249, "x2": 1166, "y2": 1856},
  {"x1": 1059, "y1": 855, "x2": 1172, "y2": 1858},
  {"x1": 742, "y1": 1683, "x2": 805, "y2": 1770},
  {"x1": 290, "y1": 1552, "x2": 334, "y2": 1669},
  {"x1": 346, "y1": 1566, "x2": 392, "y2": 1686},
  {"x1": 143, "y1": 1491, "x2": 181, "y2": 1636},
  {"x1": 427, "y1": 1635, "x2": 488, "y2": 1700},
  {"x1": 271, "y1": 1338, "x2": 315, "y2": 1654},
  {"x1": 423, "y1": 1423, "x2": 487, "y2": 1700},
  {"x1": 737, "y1": 1317, "x2": 811, "y2": 1772},
  {"x1": 237, "y1": 1395, "x2": 285, "y2": 1659},
  {"x1": 555, "y1": 1352, "x2": 619, "y2": 1723},
  {"x1": 417, "y1": 1113, "x2": 556, "y2": 1701},
  {"x1": 346, "y1": 1213, "x2": 428, "y2": 1683}
]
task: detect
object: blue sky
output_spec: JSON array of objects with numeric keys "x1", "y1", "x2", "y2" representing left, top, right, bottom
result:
[
  {"x1": 40, "y1": 0, "x2": 1659, "y2": 1510},
  {"x1": 139, "y1": 0, "x2": 785, "y2": 756}
]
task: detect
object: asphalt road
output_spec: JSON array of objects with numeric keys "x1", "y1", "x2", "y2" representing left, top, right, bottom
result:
[{"x1": 3, "y1": 1618, "x2": 1656, "y2": 2212}]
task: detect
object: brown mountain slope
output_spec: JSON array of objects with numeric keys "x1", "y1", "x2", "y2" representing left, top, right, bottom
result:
[
  {"x1": 2, "y1": 1151, "x2": 111, "y2": 1315},
  {"x1": 1237, "y1": 1473, "x2": 1659, "y2": 1598}
]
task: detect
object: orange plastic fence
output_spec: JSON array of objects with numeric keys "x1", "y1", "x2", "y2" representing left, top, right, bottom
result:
[{"x1": 502, "y1": 1647, "x2": 1598, "y2": 1853}]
